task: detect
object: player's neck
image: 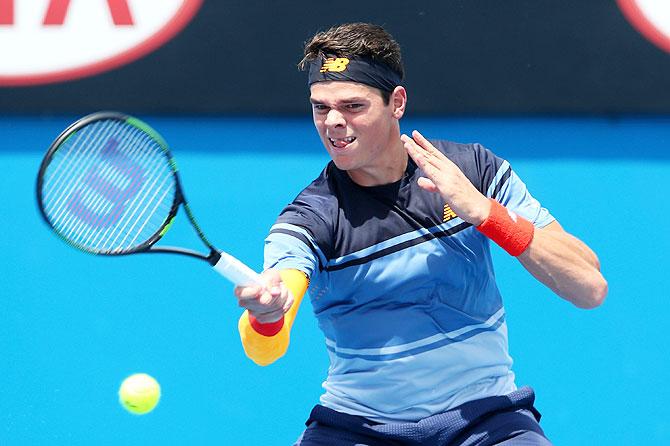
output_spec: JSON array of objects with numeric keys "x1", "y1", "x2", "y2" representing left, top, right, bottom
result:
[{"x1": 347, "y1": 137, "x2": 408, "y2": 187}]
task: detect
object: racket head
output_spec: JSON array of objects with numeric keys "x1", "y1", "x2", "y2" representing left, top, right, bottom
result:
[{"x1": 36, "y1": 111, "x2": 183, "y2": 256}]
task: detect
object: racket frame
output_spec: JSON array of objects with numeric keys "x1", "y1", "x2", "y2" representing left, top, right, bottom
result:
[
  {"x1": 36, "y1": 111, "x2": 222, "y2": 266},
  {"x1": 37, "y1": 111, "x2": 278, "y2": 330}
]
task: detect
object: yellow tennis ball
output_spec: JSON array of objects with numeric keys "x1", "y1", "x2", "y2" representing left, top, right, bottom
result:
[{"x1": 118, "y1": 373, "x2": 161, "y2": 415}]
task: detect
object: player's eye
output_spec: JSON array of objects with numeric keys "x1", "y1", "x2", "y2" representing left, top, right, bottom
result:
[
  {"x1": 312, "y1": 104, "x2": 329, "y2": 113},
  {"x1": 345, "y1": 103, "x2": 363, "y2": 110}
]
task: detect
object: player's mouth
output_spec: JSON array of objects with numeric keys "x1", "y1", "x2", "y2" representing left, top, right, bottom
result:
[{"x1": 328, "y1": 136, "x2": 356, "y2": 149}]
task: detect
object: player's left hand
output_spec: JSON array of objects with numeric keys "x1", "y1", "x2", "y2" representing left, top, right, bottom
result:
[{"x1": 401, "y1": 130, "x2": 491, "y2": 226}]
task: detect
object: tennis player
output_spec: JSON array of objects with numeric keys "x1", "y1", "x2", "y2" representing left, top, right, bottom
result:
[{"x1": 234, "y1": 23, "x2": 607, "y2": 445}]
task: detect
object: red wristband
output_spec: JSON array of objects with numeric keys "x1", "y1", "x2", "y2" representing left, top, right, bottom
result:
[
  {"x1": 248, "y1": 314, "x2": 285, "y2": 337},
  {"x1": 476, "y1": 198, "x2": 535, "y2": 256}
]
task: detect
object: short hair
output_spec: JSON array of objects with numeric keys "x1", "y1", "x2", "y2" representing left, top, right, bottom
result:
[{"x1": 298, "y1": 23, "x2": 404, "y2": 104}]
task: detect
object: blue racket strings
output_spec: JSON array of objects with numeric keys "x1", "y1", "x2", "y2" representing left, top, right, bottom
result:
[{"x1": 41, "y1": 120, "x2": 177, "y2": 254}]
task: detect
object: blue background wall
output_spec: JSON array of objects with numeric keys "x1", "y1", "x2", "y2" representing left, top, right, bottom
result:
[{"x1": 1, "y1": 116, "x2": 669, "y2": 444}]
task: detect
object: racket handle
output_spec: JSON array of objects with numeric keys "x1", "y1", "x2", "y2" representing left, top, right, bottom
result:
[
  {"x1": 213, "y1": 251, "x2": 263, "y2": 286},
  {"x1": 212, "y1": 251, "x2": 285, "y2": 336}
]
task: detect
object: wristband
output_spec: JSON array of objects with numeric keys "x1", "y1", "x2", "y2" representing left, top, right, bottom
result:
[
  {"x1": 476, "y1": 198, "x2": 534, "y2": 256},
  {"x1": 248, "y1": 314, "x2": 285, "y2": 337}
]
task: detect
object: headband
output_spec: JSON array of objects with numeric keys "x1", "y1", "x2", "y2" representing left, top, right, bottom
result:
[{"x1": 307, "y1": 56, "x2": 402, "y2": 92}]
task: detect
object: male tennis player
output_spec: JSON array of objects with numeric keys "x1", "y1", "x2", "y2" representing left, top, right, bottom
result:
[{"x1": 234, "y1": 23, "x2": 607, "y2": 445}]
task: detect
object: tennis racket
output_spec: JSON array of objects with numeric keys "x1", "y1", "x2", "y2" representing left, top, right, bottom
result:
[{"x1": 36, "y1": 111, "x2": 283, "y2": 334}]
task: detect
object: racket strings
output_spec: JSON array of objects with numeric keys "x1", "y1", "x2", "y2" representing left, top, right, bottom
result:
[
  {"x1": 40, "y1": 119, "x2": 177, "y2": 254},
  {"x1": 44, "y1": 121, "x2": 117, "y2": 221},
  {"x1": 83, "y1": 129, "x2": 166, "y2": 250},
  {"x1": 54, "y1": 122, "x2": 143, "y2": 243},
  {"x1": 63, "y1": 127, "x2": 173, "y2": 252},
  {"x1": 51, "y1": 123, "x2": 142, "y2": 241}
]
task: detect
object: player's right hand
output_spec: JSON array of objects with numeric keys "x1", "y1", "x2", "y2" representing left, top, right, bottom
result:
[{"x1": 233, "y1": 269, "x2": 293, "y2": 323}]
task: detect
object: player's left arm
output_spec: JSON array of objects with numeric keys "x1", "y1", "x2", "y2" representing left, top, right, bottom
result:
[
  {"x1": 402, "y1": 130, "x2": 607, "y2": 309},
  {"x1": 516, "y1": 220, "x2": 607, "y2": 308}
]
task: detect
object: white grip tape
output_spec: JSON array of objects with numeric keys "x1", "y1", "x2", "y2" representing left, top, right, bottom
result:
[{"x1": 212, "y1": 252, "x2": 263, "y2": 286}]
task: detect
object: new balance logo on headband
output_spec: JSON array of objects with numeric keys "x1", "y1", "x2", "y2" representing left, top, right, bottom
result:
[
  {"x1": 308, "y1": 56, "x2": 401, "y2": 92},
  {"x1": 320, "y1": 57, "x2": 350, "y2": 73}
]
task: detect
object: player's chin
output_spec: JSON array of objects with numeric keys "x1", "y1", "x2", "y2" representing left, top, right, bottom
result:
[
  {"x1": 327, "y1": 145, "x2": 359, "y2": 167},
  {"x1": 330, "y1": 157, "x2": 360, "y2": 173}
]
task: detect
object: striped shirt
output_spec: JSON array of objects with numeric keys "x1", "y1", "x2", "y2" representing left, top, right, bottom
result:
[{"x1": 264, "y1": 140, "x2": 554, "y2": 423}]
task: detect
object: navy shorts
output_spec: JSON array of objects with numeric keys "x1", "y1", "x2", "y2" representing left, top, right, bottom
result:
[{"x1": 294, "y1": 387, "x2": 552, "y2": 446}]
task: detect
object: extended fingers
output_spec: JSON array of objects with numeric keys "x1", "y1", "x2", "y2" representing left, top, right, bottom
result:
[
  {"x1": 412, "y1": 130, "x2": 443, "y2": 159},
  {"x1": 402, "y1": 132, "x2": 445, "y2": 168},
  {"x1": 401, "y1": 134, "x2": 427, "y2": 167},
  {"x1": 402, "y1": 136, "x2": 441, "y2": 183},
  {"x1": 411, "y1": 130, "x2": 434, "y2": 151}
]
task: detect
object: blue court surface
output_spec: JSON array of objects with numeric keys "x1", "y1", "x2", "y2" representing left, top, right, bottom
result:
[{"x1": 1, "y1": 116, "x2": 668, "y2": 445}]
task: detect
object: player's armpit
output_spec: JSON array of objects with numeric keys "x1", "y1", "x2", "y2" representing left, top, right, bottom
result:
[{"x1": 238, "y1": 269, "x2": 309, "y2": 366}]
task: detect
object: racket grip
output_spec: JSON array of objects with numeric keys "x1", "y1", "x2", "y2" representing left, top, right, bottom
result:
[
  {"x1": 213, "y1": 251, "x2": 263, "y2": 286},
  {"x1": 213, "y1": 251, "x2": 285, "y2": 336}
]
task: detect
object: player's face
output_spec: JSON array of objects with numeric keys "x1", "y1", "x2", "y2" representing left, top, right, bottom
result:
[{"x1": 310, "y1": 81, "x2": 405, "y2": 185}]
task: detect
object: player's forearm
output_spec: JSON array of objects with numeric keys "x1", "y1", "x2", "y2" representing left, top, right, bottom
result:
[
  {"x1": 238, "y1": 269, "x2": 308, "y2": 366},
  {"x1": 518, "y1": 224, "x2": 607, "y2": 308}
]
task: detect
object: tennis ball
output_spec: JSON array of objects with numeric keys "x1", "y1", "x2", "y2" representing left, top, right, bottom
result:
[{"x1": 118, "y1": 373, "x2": 161, "y2": 415}]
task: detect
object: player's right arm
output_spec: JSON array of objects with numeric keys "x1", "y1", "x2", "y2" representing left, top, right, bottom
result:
[
  {"x1": 236, "y1": 179, "x2": 330, "y2": 365},
  {"x1": 235, "y1": 268, "x2": 309, "y2": 366}
]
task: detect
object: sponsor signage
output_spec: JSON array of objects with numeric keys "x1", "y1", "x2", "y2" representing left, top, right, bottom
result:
[
  {"x1": 618, "y1": 0, "x2": 670, "y2": 53},
  {"x1": 0, "y1": 0, "x2": 202, "y2": 86}
]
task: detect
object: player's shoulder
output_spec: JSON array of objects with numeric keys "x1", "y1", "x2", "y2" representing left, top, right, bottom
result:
[
  {"x1": 293, "y1": 163, "x2": 338, "y2": 207},
  {"x1": 272, "y1": 163, "x2": 339, "y2": 256},
  {"x1": 277, "y1": 162, "x2": 340, "y2": 226},
  {"x1": 432, "y1": 138, "x2": 506, "y2": 165},
  {"x1": 430, "y1": 139, "x2": 501, "y2": 162}
]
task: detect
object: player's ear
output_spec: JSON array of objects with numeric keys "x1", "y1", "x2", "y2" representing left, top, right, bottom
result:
[{"x1": 391, "y1": 86, "x2": 407, "y2": 119}]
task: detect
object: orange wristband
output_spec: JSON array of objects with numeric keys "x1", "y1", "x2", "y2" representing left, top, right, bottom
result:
[{"x1": 476, "y1": 198, "x2": 535, "y2": 256}]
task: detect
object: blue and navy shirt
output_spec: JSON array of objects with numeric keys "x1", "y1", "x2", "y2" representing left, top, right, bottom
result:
[{"x1": 264, "y1": 140, "x2": 554, "y2": 423}]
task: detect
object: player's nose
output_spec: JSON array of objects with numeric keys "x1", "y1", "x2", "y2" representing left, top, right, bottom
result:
[{"x1": 324, "y1": 109, "x2": 346, "y2": 128}]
